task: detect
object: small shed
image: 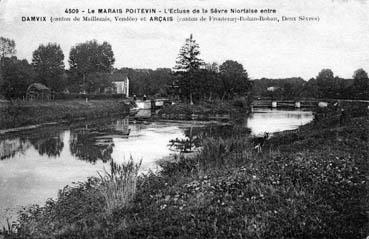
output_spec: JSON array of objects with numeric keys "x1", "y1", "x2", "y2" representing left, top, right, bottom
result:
[{"x1": 26, "y1": 83, "x2": 51, "y2": 101}]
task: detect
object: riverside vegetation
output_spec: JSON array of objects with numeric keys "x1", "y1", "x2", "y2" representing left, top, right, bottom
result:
[
  {"x1": 0, "y1": 99, "x2": 129, "y2": 130},
  {"x1": 1, "y1": 106, "x2": 368, "y2": 238},
  {"x1": 158, "y1": 98, "x2": 251, "y2": 120}
]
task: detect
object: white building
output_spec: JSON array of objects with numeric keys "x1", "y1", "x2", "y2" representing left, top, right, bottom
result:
[{"x1": 111, "y1": 73, "x2": 129, "y2": 97}]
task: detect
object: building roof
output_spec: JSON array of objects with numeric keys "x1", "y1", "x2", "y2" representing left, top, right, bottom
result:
[{"x1": 27, "y1": 83, "x2": 50, "y2": 91}]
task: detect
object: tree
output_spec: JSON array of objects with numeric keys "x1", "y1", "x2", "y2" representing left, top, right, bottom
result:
[
  {"x1": 317, "y1": 69, "x2": 334, "y2": 80},
  {"x1": 0, "y1": 37, "x2": 16, "y2": 60},
  {"x1": 85, "y1": 72, "x2": 114, "y2": 93},
  {"x1": 116, "y1": 68, "x2": 173, "y2": 97},
  {"x1": 219, "y1": 60, "x2": 250, "y2": 99},
  {"x1": 174, "y1": 34, "x2": 204, "y2": 103},
  {"x1": 353, "y1": 68, "x2": 368, "y2": 88},
  {"x1": 352, "y1": 68, "x2": 369, "y2": 98},
  {"x1": 69, "y1": 40, "x2": 115, "y2": 93},
  {"x1": 1, "y1": 57, "x2": 35, "y2": 99},
  {"x1": 315, "y1": 69, "x2": 336, "y2": 98},
  {"x1": 0, "y1": 37, "x2": 16, "y2": 91},
  {"x1": 205, "y1": 62, "x2": 219, "y2": 73},
  {"x1": 174, "y1": 34, "x2": 203, "y2": 72},
  {"x1": 195, "y1": 69, "x2": 221, "y2": 101},
  {"x1": 32, "y1": 43, "x2": 66, "y2": 92}
]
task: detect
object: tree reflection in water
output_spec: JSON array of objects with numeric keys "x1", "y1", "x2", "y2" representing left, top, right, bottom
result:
[
  {"x1": 1, "y1": 129, "x2": 66, "y2": 160},
  {"x1": 69, "y1": 117, "x2": 130, "y2": 163},
  {"x1": 0, "y1": 138, "x2": 31, "y2": 160},
  {"x1": 69, "y1": 129, "x2": 114, "y2": 163},
  {"x1": 30, "y1": 135, "x2": 64, "y2": 157}
]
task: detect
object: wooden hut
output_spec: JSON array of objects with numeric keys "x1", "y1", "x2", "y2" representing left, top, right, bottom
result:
[{"x1": 26, "y1": 83, "x2": 51, "y2": 101}]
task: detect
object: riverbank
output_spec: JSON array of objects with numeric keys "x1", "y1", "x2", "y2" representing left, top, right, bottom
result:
[
  {"x1": 0, "y1": 100, "x2": 129, "y2": 130},
  {"x1": 158, "y1": 99, "x2": 250, "y2": 120},
  {"x1": 2, "y1": 107, "x2": 368, "y2": 238}
]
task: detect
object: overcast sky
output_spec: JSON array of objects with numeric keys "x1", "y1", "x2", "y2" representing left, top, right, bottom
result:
[{"x1": 0, "y1": 0, "x2": 368, "y2": 79}]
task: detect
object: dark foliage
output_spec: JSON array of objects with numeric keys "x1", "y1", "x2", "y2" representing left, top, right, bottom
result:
[
  {"x1": 0, "y1": 57, "x2": 35, "y2": 99},
  {"x1": 32, "y1": 43, "x2": 66, "y2": 92},
  {"x1": 117, "y1": 67, "x2": 173, "y2": 97},
  {"x1": 68, "y1": 40, "x2": 115, "y2": 93}
]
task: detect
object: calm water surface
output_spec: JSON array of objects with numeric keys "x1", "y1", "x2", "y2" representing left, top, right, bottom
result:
[{"x1": 0, "y1": 108, "x2": 313, "y2": 224}]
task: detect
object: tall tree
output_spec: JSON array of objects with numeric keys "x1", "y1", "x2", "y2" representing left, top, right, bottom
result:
[
  {"x1": 219, "y1": 60, "x2": 250, "y2": 99},
  {"x1": 0, "y1": 37, "x2": 16, "y2": 90},
  {"x1": 69, "y1": 40, "x2": 115, "y2": 93},
  {"x1": 32, "y1": 43, "x2": 66, "y2": 91},
  {"x1": 1, "y1": 57, "x2": 35, "y2": 99},
  {"x1": 0, "y1": 37, "x2": 16, "y2": 61},
  {"x1": 174, "y1": 34, "x2": 203, "y2": 72},
  {"x1": 174, "y1": 34, "x2": 204, "y2": 103}
]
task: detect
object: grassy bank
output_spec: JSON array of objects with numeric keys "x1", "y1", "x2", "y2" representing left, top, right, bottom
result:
[
  {"x1": 2, "y1": 107, "x2": 368, "y2": 238},
  {"x1": 158, "y1": 98, "x2": 251, "y2": 120},
  {"x1": 0, "y1": 99, "x2": 129, "y2": 130}
]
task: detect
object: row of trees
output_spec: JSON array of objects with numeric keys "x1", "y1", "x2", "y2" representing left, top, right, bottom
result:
[
  {"x1": 253, "y1": 68, "x2": 369, "y2": 100},
  {"x1": 306, "y1": 68, "x2": 369, "y2": 99},
  {"x1": 0, "y1": 35, "x2": 253, "y2": 101},
  {"x1": 1, "y1": 35, "x2": 368, "y2": 101},
  {"x1": 0, "y1": 37, "x2": 117, "y2": 99}
]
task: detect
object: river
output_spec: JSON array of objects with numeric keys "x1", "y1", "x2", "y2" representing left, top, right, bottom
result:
[{"x1": 0, "y1": 108, "x2": 313, "y2": 225}]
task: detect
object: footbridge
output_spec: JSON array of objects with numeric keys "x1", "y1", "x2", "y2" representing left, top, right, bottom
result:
[{"x1": 251, "y1": 98, "x2": 369, "y2": 109}]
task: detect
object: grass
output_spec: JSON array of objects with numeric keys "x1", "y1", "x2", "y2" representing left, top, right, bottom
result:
[
  {"x1": 98, "y1": 158, "x2": 142, "y2": 214},
  {"x1": 0, "y1": 99, "x2": 129, "y2": 130},
  {"x1": 1, "y1": 106, "x2": 368, "y2": 238},
  {"x1": 1, "y1": 159, "x2": 142, "y2": 238}
]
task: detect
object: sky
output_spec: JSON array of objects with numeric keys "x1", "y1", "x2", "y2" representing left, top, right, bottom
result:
[{"x1": 0, "y1": 0, "x2": 368, "y2": 80}]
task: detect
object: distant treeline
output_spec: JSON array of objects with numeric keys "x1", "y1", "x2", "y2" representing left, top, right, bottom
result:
[
  {"x1": 0, "y1": 35, "x2": 368, "y2": 101},
  {"x1": 252, "y1": 68, "x2": 369, "y2": 100},
  {"x1": 0, "y1": 35, "x2": 252, "y2": 102}
]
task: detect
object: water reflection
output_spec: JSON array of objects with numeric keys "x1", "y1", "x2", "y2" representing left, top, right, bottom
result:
[
  {"x1": 0, "y1": 138, "x2": 31, "y2": 160},
  {"x1": 134, "y1": 109, "x2": 152, "y2": 119},
  {"x1": 69, "y1": 118, "x2": 132, "y2": 163},
  {"x1": 30, "y1": 134, "x2": 64, "y2": 157},
  {"x1": 70, "y1": 130, "x2": 114, "y2": 163},
  {"x1": 169, "y1": 122, "x2": 253, "y2": 153},
  {"x1": 115, "y1": 117, "x2": 130, "y2": 135},
  {"x1": 248, "y1": 109, "x2": 313, "y2": 135},
  {"x1": 169, "y1": 127, "x2": 202, "y2": 152}
]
